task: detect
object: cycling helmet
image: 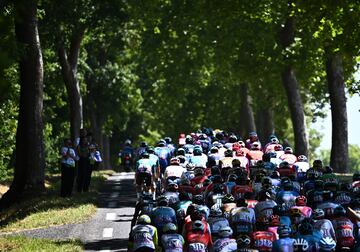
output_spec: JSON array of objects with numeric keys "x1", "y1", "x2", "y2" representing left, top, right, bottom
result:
[
  {"x1": 157, "y1": 195, "x2": 169, "y2": 206},
  {"x1": 125, "y1": 139, "x2": 132, "y2": 145},
  {"x1": 313, "y1": 159, "x2": 323, "y2": 169},
  {"x1": 194, "y1": 167, "x2": 205, "y2": 176},
  {"x1": 224, "y1": 149, "x2": 233, "y2": 157},
  {"x1": 297, "y1": 155, "x2": 308, "y2": 162},
  {"x1": 282, "y1": 181, "x2": 293, "y2": 191},
  {"x1": 271, "y1": 137, "x2": 279, "y2": 144},
  {"x1": 277, "y1": 224, "x2": 292, "y2": 237},
  {"x1": 157, "y1": 139, "x2": 166, "y2": 147},
  {"x1": 162, "y1": 222, "x2": 177, "y2": 234},
  {"x1": 185, "y1": 136, "x2": 193, "y2": 144},
  {"x1": 298, "y1": 221, "x2": 313, "y2": 235},
  {"x1": 137, "y1": 214, "x2": 151, "y2": 224},
  {"x1": 192, "y1": 220, "x2": 205, "y2": 232},
  {"x1": 319, "y1": 237, "x2": 336, "y2": 251},
  {"x1": 314, "y1": 179, "x2": 324, "y2": 189},
  {"x1": 193, "y1": 194, "x2": 205, "y2": 205},
  {"x1": 198, "y1": 134, "x2": 207, "y2": 140},
  {"x1": 274, "y1": 145, "x2": 283, "y2": 151},
  {"x1": 271, "y1": 171, "x2": 280, "y2": 179},
  {"x1": 146, "y1": 146, "x2": 155, "y2": 154},
  {"x1": 167, "y1": 183, "x2": 179, "y2": 192},
  {"x1": 237, "y1": 234, "x2": 251, "y2": 248},
  {"x1": 213, "y1": 183, "x2": 224, "y2": 194},
  {"x1": 210, "y1": 146, "x2": 219, "y2": 153},
  {"x1": 340, "y1": 182, "x2": 352, "y2": 192},
  {"x1": 312, "y1": 208, "x2": 325, "y2": 219},
  {"x1": 353, "y1": 172, "x2": 360, "y2": 182},
  {"x1": 323, "y1": 166, "x2": 333, "y2": 174},
  {"x1": 190, "y1": 209, "x2": 204, "y2": 221},
  {"x1": 270, "y1": 215, "x2": 280, "y2": 226},
  {"x1": 293, "y1": 238, "x2": 310, "y2": 252},
  {"x1": 290, "y1": 207, "x2": 302, "y2": 217},
  {"x1": 279, "y1": 161, "x2": 290, "y2": 169},
  {"x1": 238, "y1": 141, "x2": 245, "y2": 148},
  {"x1": 262, "y1": 177, "x2": 272, "y2": 186},
  {"x1": 251, "y1": 141, "x2": 261, "y2": 150},
  {"x1": 164, "y1": 137, "x2": 172, "y2": 144},
  {"x1": 218, "y1": 226, "x2": 233, "y2": 238},
  {"x1": 228, "y1": 135, "x2": 238, "y2": 143},
  {"x1": 141, "y1": 152, "x2": 150, "y2": 158},
  {"x1": 232, "y1": 159, "x2": 241, "y2": 168},
  {"x1": 177, "y1": 148, "x2": 186, "y2": 156},
  {"x1": 227, "y1": 174, "x2": 237, "y2": 182},
  {"x1": 193, "y1": 148, "x2": 202, "y2": 156},
  {"x1": 222, "y1": 194, "x2": 235, "y2": 203},
  {"x1": 284, "y1": 147, "x2": 293, "y2": 154},
  {"x1": 210, "y1": 206, "x2": 223, "y2": 217},
  {"x1": 170, "y1": 157, "x2": 180, "y2": 165},
  {"x1": 334, "y1": 205, "x2": 346, "y2": 217},
  {"x1": 295, "y1": 195, "x2": 307, "y2": 206},
  {"x1": 140, "y1": 141, "x2": 147, "y2": 148}
]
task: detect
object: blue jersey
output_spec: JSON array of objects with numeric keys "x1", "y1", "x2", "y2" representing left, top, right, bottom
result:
[
  {"x1": 189, "y1": 155, "x2": 207, "y2": 168},
  {"x1": 151, "y1": 206, "x2": 177, "y2": 235},
  {"x1": 155, "y1": 147, "x2": 171, "y2": 173},
  {"x1": 213, "y1": 238, "x2": 237, "y2": 252},
  {"x1": 276, "y1": 190, "x2": 299, "y2": 210}
]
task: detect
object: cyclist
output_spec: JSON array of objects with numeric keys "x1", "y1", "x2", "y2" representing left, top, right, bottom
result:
[
  {"x1": 135, "y1": 152, "x2": 156, "y2": 199},
  {"x1": 129, "y1": 214, "x2": 159, "y2": 252},
  {"x1": 212, "y1": 226, "x2": 237, "y2": 252},
  {"x1": 161, "y1": 223, "x2": 185, "y2": 252}
]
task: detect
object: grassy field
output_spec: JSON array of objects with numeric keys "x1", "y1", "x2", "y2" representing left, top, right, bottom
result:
[
  {"x1": 0, "y1": 170, "x2": 114, "y2": 233},
  {"x1": 0, "y1": 236, "x2": 83, "y2": 252}
]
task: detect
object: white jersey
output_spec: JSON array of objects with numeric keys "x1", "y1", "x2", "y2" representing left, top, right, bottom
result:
[
  {"x1": 131, "y1": 224, "x2": 157, "y2": 251},
  {"x1": 213, "y1": 238, "x2": 237, "y2": 252},
  {"x1": 293, "y1": 161, "x2": 310, "y2": 173},
  {"x1": 164, "y1": 165, "x2": 186, "y2": 179},
  {"x1": 313, "y1": 219, "x2": 336, "y2": 240}
]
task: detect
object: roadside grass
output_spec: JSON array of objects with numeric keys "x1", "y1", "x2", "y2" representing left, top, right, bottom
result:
[
  {"x1": 0, "y1": 170, "x2": 114, "y2": 233},
  {"x1": 0, "y1": 236, "x2": 83, "y2": 252}
]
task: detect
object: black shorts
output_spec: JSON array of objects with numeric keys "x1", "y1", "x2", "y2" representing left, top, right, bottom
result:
[{"x1": 136, "y1": 172, "x2": 152, "y2": 186}]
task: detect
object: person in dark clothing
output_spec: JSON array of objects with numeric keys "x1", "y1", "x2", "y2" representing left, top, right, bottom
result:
[
  {"x1": 60, "y1": 138, "x2": 76, "y2": 197},
  {"x1": 76, "y1": 136, "x2": 90, "y2": 192}
]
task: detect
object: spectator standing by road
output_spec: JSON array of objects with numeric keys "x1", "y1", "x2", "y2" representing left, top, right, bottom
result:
[
  {"x1": 60, "y1": 138, "x2": 76, "y2": 197},
  {"x1": 76, "y1": 135, "x2": 90, "y2": 192}
]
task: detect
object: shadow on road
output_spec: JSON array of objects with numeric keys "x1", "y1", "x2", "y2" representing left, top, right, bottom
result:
[{"x1": 84, "y1": 238, "x2": 129, "y2": 251}]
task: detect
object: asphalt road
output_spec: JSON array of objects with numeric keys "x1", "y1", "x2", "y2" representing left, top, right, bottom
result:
[{"x1": 8, "y1": 172, "x2": 137, "y2": 252}]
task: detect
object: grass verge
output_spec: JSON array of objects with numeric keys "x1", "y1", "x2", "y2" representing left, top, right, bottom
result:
[
  {"x1": 0, "y1": 236, "x2": 83, "y2": 252},
  {"x1": 0, "y1": 170, "x2": 114, "y2": 233}
]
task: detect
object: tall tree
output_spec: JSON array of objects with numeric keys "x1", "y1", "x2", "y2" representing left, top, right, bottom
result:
[
  {"x1": 0, "y1": 0, "x2": 44, "y2": 208},
  {"x1": 279, "y1": 16, "x2": 309, "y2": 156}
]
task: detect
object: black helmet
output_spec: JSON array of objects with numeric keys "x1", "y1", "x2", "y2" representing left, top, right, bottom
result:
[
  {"x1": 157, "y1": 195, "x2": 169, "y2": 206},
  {"x1": 324, "y1": 166, "x2": 333, "y2": 174},
  {"x1": 164, "y1": 137, "x2": 172, "y2": 144},
  {"x1": 141, "y1": 152, "x2": 150, "y2": 158},
  {"x1": 298, "y1": 221, "x2": 313, "y2": 235},
  {"x1": 140, "y1": 141, "x2": 147, "y2": 148},
  {"x1": 224, "y1": 149, "x2": 233, "y2": 157},
  {"x1": 193, "y1": 194, "x2": 205, "y2": 205},
  {"x1": 228, "y1": 135, "x2": 238, "y2": 143},
  {"x1": 334, "y1": 205, "x2": 346, "y2": 217}
]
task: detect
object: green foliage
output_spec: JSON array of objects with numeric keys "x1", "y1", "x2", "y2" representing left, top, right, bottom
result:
[{"x1": 318, "y1": 144, "x2": 360, "y2": 172}]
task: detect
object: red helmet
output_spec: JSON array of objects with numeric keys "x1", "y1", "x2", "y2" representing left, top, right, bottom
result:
[
  {"x1": 170, "y1": 157, "x2": 180, "y2": 165},
  {"x1": 270, "y1": 215, "x2": 280, "y2": 226},
  {"x1": 295, "y1": 195, "x2": 307, "y2": 206}
]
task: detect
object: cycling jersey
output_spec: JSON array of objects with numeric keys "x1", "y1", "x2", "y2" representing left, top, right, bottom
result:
[
  {"x1": 189, "y1": 155, "x2": 208, "y2": 168},
  {"x1": 332, "y1": 217, "x2": 355, "y2": 248},
  {"x1": 279, "y1": 153, "x2": 297, "y2": 165},
  {"x1": 254, "y1": 200, "x2": 277, "y2": 219},
  {"x1": 130, "y1": 224, "x2": 158, "y2": 251},
  {"x1": 151, "y1": 206, "x2": 177, "y2": 236},
  {"x1": 208, "y1": 216, "x2": 229, "y2": 240},
  {"x1": 213, "y1": 238, "x2": 237, "y2": 252},
  {"x1": 313, "y1": 219, "x2": 336, "y2": 241},
  {"x1": 164, "y1": 165, "x2": 186, "y2": 179},
  {"x1": 252, "y1": 231, "x2": 276, "y2": 252},
  {"x1": 317, "y1": 202, "x2": 339, "y2": 219},
  {"x1": 161, "y1": 233, "x2": 185, "y2": 252},
  {"x1": 230, "y1": 207, "x2": 255, "y2": 235},
  {"x1": 232, "y1": 185, "x2": 252, "y2": 200},
  {"x1": 164, "y1": 191, "x2": 180, "y2": 206}
]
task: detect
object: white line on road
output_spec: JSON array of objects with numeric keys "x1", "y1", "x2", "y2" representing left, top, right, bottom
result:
[
  {"x1": 114, "y1": 185, "x2": 121, "y2": 190},
  {"x1": 99, "y1": 249, "x2": 110, "y2": 252},
  {"x1": 102, "y1": 228, "x2": 113, "y2": 238},
  {"x1": 106, "y1": 212, "x2": 117, "y2": 221}
]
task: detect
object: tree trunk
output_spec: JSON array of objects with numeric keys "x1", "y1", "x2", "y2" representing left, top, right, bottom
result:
[
  {"x1": 239, "y1": 83, "x2": 256, "y2": 137},
  {"x1": 102, "y1": 135, "x2": 111, "y2": 170},
  {"x1": 279, "y1": 16, "x2": 309, "y2": 157},
  {"x1": 0, "y1": 0, "x2": 45, "y2": 208},
  {"x1": 325, "y1": 52, "x2": 348, "y2": 173},
  {"x1": 256, "y1": 108, "x2": 274, "y2": 144},
  {"x1": 58, "y1": 28, "x2": 85, "y2": 143}
]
